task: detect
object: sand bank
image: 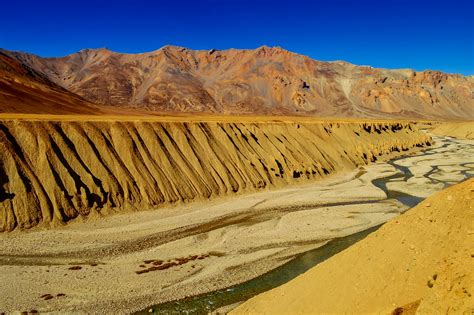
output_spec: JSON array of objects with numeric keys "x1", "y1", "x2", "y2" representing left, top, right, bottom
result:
[
  {"x1": 232, "y1": 178, "x2": 474, "y2": 314},
  {"x1": 0, "y1": 135, "x2": 471, "y2": 314},
  {"x1": 431, "y1": 121, "x2": 474, "y2": 139}
]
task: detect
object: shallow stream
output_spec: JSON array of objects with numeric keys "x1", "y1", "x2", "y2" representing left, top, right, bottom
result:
[{"x1": 139, "y1": 136, "x2": 474, "y2": 314}]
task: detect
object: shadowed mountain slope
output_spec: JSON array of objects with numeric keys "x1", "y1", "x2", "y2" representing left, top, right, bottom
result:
[{"x1": 0, "y1": 50, "x2": 108, "y2": 115}]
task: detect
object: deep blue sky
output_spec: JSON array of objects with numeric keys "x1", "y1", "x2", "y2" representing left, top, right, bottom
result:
[{"x1": 1, "y1": 0, "x2": 473, "y2": 75}]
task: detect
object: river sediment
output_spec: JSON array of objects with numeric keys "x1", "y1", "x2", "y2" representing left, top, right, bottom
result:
[
  {"x1": 0, "y1": 134, "x2": 472, "y2": 314},
  {"x1": 232, "y1": 178, "x2": 474, "y2": 314}
]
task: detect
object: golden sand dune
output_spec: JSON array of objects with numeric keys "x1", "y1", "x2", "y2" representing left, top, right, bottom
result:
[
  {"x1": 0, "y1": 119, "x2": 431, "y2": 231},
  {"x1": 232, "y1": 178, "x2": 474, "y2": 314},
  {"x1": 431, "y1": 121, "x2": 474, "y2": 139}
]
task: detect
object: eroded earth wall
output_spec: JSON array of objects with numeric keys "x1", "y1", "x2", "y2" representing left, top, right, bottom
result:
[{"x1": 0, "y1": 120, "x2": 432, "y2": 231}]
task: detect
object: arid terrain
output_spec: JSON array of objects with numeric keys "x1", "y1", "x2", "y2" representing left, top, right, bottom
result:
[
  {"x1": 431, "y1": 121, "x2": 474, "y2": 139},
  {"x1": 0, "y1": 45, "x2": 473, "y2": 314},
  {"x1": 1, "y1": 46, "x2": 473, "y2": 118},
  {"x1": 0, "y1": 117, "x2": 432, "y2": 232},
  {"x1": 0, "y1": 122, "x2": 472, "y2": 313},
  {"x1": 232, "y1": 177, "x2": 474, "y2": 314},
  {"x1": 0, "y1": 51, "x2": 107, "y2": 115}
]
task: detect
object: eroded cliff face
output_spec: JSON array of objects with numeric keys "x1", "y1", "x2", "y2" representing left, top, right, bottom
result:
[
  {"x1": 0, "y1": 120, "x2": 431, "y2": 231},
  {"x1": 431, "y1": 122, "x2": 474, "y2": 139}
]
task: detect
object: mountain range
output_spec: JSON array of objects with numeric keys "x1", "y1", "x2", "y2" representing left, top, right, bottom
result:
[{"x1": 1, "y1": 46, "x2": 472, "y2": 118}]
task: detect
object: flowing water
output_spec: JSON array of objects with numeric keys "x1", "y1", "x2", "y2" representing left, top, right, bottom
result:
[{"x1": 138, "y1": 136, "x2": 474, "y2": 314}]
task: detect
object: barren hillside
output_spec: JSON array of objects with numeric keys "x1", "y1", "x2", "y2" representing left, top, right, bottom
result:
[
  {"x1": 0, "y1": 119, "x2": 431, "y2": 231},
  {"x1": 431, "y1": 121, "x2": 474, "y2": 139},
  {"x1": 5, "y1": 46, "x2": 474, "y2": 119},
  {"x1": 232, "y1": 178, "x2": 474, "y2": 314},
  {"x1": 0, "y1": 51, "x2": 107, "y2": 115}
]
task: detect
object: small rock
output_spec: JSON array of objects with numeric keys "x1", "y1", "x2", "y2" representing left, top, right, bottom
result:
[
  {"x1": 135, "y1": 269, "x2": 149, "y2": 275},
  {"x1": 68, "y1": 266, "x2": 82, "y2": 271}
]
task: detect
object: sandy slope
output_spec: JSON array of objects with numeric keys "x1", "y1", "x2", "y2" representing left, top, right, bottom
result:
[
  {"x1": 431, "y1": 121, "x2": 474, "y2": 139},
  {"x1": 0, "y1": 136, "x2": 470, "y2": 314},
  {"x1": 0, "y1": 118, "x2": 431, "y2": 232},
  {"x1": 232, "y1": 179, "x2": 474, "y2": 314}
]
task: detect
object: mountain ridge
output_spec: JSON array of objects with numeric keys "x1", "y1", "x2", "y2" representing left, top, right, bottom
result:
[
  {"x1": 1, "y1": 46, "x2": 473, "y2": 119},
  {"x1": 8, "y1": 45, "x2": 473, "y2": 76},
  {"x1": 7, "y1": 45, "x2": 472, "y2": 78},
  {"x1": 0, "y1": 49, "x2": 108, "y2": 115}
]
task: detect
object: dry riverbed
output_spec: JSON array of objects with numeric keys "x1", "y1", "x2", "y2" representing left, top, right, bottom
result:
[{"x1": 0, "y1": 135, "x2": 472, "y2": 314}]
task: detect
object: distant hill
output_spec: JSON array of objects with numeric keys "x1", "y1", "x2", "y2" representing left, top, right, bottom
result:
[
  {"x1": 0, "y1": 50, "x2": 107, "y2": 115},
  {"x1": 2, "y1": 46, "x2": 473, "y2": 118}
]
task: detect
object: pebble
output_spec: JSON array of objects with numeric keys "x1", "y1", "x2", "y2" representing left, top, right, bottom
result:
[{"x1": 68, "y1": 266, "x2": 82, "y2": 271}]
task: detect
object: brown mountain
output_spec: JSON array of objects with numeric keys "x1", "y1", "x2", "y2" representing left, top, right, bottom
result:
[
  {"x1": 0, "y1": 50, "x2": 108, "y2": 115},
  {"x1": 3, "y1": 46, "x2": 474, "y2": 118}
]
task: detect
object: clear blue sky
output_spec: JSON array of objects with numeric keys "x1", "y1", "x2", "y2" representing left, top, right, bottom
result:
[{"x1": 1, "y1": 0, "x2": 473, "y2": 75}]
